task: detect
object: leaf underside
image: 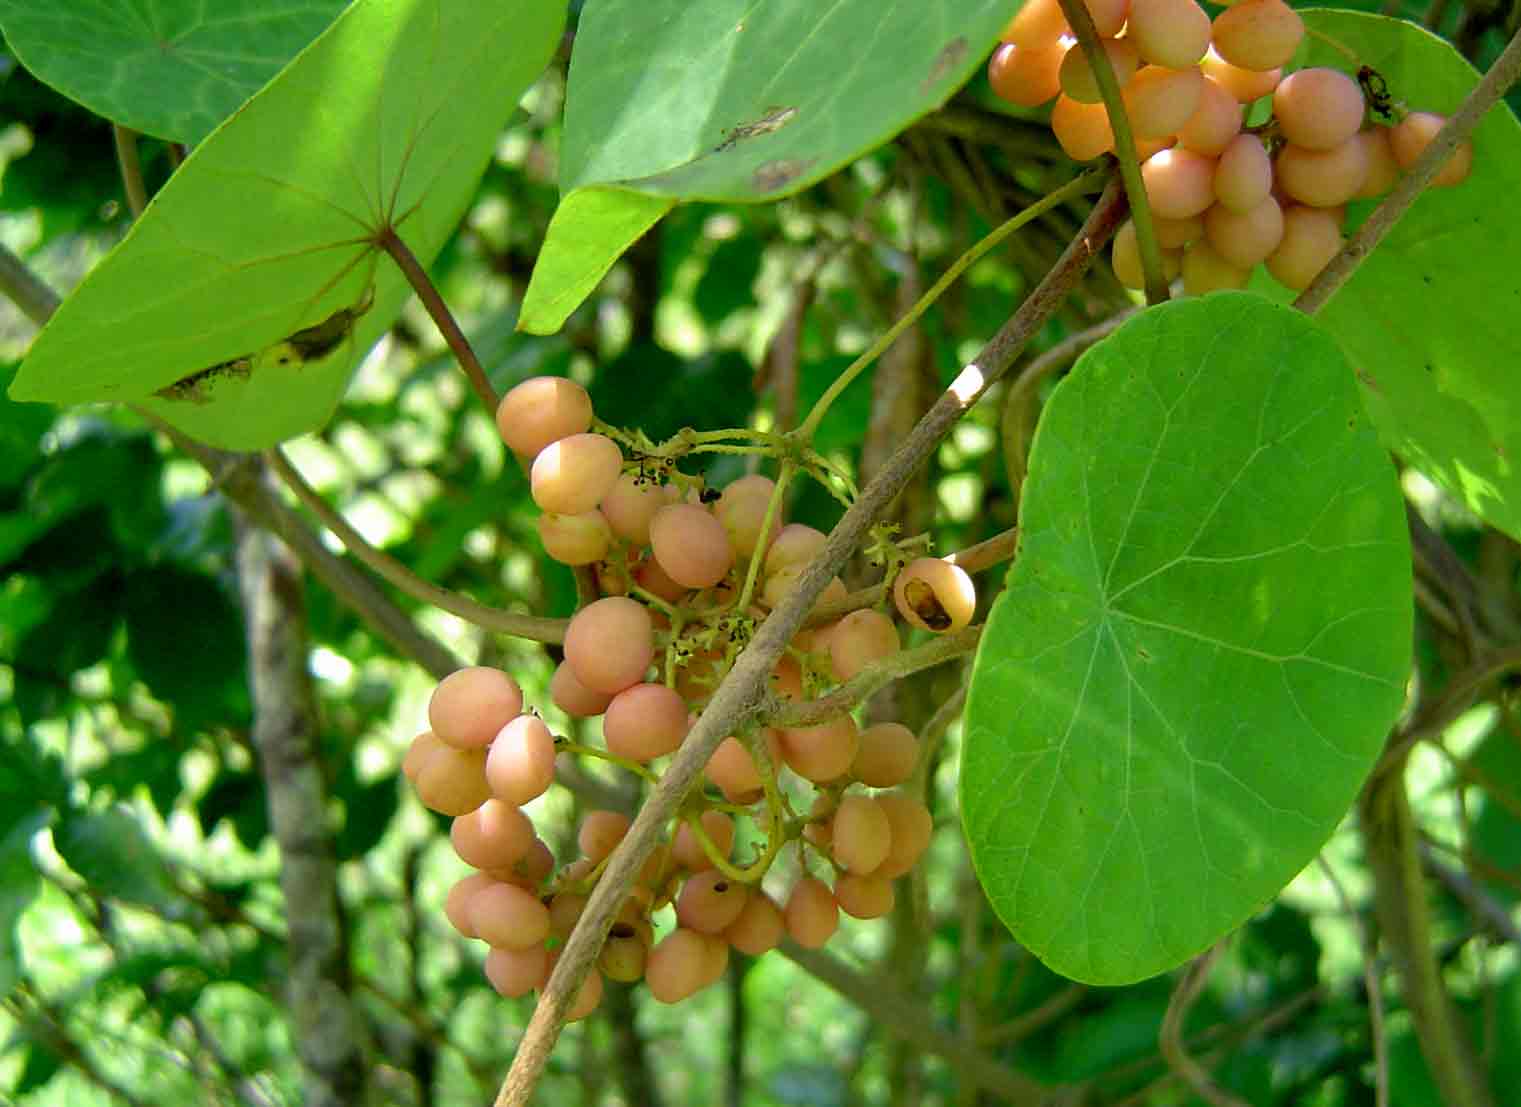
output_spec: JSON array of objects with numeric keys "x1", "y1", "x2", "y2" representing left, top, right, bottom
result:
[{"x1": 8, "y1": 0, "x2": 565, "y2": 449}]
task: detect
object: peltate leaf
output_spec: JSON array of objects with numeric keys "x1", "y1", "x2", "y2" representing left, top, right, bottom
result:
[
  {"x1": 963, "y1": 293, "x2": 1411, "y2": 985},
  {"x1": 519, "y1": 0, "x2": 1014, "y2": 333},
  {"x1": 0, "y1": 0, "x2": 350, "y2": 144},
  {"x1": 1276, "y1": 12, "x2": 1521, "y2": 539},
  {"x1": 8, "y1": 0, "x2": 565, "y2": 449}
]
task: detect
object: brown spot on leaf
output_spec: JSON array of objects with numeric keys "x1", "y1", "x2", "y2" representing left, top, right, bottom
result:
[
  {"x1": 752, "y1": 157, "x2": 814, "y2": 194},
  {"x1": 922, "y1": 37, "x2": 969, "y2": 92}
]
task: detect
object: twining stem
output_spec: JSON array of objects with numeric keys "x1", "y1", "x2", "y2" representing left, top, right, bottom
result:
[
  {"x1": 266, "y1": 446, "x2": 569, "y2": 644},
  {"x1": 1360, "y1": 762, "x2": 1496, "y2": 1107},
  {"x1": 1159, "y1": 944, "x2": 1251, "y2": 1107},
  {"x1": 1296, "y1": 22, "x2": 1521, "y2": 314},
  {"x1": 1317, "y1": 855, "x2": 1389, "y2": 1107},
  {"x1": 375, "y1": 225, "x2": 499, "y2": 414},
  {"x1": 113, "y1": 125, "x2": 148, "y2": 218},
  {"x1": 794, "y1": 165, "x2": 1109, "y2": 441},
  {"x1": 1054, "y1": 0, "x2": 1168, "y2": 304},
  {"x1": 493, "y1": 174, "x2": 1127, "y2": 1107}
]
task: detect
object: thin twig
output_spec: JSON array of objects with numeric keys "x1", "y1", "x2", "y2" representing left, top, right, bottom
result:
[
  {"x1": 795, "y1": 166, "x2": 1110, "y2": 440},
  {"x1": 1373, "y1": 643, "x2": 1521, "y2": 784},
  {"x1": 493, "y1": 175, "x2": 1129, "y2": 1106},
  {"x1": 375, "y1": 226, "x2": 499, "y2": 415},
  {"x1": 0, "y1": 241, "x2": 60, "y2": 325},
  {"x1": 267, "y1": 446, "x2": 568, "y2": 643},
  {"x1": 149, "y1": 430, "x2": 461, "y2": 678},
  {"x1": 1296, "y1": 23, "x2": 1521, "y2": 314},
  {"x1": 1318, "y1": 855, "x2": 1389, "y2": 1107},
  {"x1": 977, "y1": 982, "x2": 1088, "y2": 1047},
  {"x1": 1421, "y1": 844, "x2": 1521, "y2": 947},
  {"x1": 113, "y1": 125, "x2": 148, "y2": 218},
  {"x1": 777, "y1": 942, "x2": 1071, "y2": 1105},
  {"x1": 0, "y1": 246, "x2": 462, "y2": 677},
  {"x1": 1159, "y1": 942, "x2": 1252, "y2": 1107},
  {"x1": 1054, "y1": 0, "x2": 1167, "y2": 304},
  {"x1": 946, "y1": 527, "x2": 1019, "y2": 574}
]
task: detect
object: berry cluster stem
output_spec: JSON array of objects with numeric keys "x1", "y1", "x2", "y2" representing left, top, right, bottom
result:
[{"x1": 495, "y1": 175, "x2": 1127, "y2": 1107}]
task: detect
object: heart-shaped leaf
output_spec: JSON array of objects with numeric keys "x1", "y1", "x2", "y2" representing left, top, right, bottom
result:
[
  {"x1": 518, "y1": 0, "x2": 1015, "y2": 333},
  {"x1": 0, "y1": 0, "x2": 350, "y2": 144},
  {"x1": 8, "y1": 0, "x2": 565, "y2": 449},
  {"x1": 963, "y1": 293, "x2": 1411, "y2": 985}
]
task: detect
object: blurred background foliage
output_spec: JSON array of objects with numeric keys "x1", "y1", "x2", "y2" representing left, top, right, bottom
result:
[{"x1": 2, "y1": 1, "x2": 1520, "y2": 1104}]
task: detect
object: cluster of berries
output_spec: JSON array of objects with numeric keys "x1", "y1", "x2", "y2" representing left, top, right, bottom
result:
[
  {"x1": 401, "y1": 375, "x2": 979, "y2": 1017},
  {"x1": 987, "y1": 0, "x2": 1474, "y2": 293}
]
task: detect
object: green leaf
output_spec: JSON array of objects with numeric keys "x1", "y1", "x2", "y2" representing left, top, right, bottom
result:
[
  {"x1": 52, "y1": 806, "x2": 192, "y2": 921},
  {"x1": 13, "y1": 1040, "x2": 62, "y2": 1097},
  {"x1": 198, "y1": 770, "x2": 269, "y2": 850},
  {"x1": 519, "y1": 0, "x2": 1013, "y2": 333},
  {"x1": 8, "y1": 0, "x2": 566, "y2": 449},
  {"x1": 1275, "y1": 11, "x2": 1521, "y2": 540},
  {"x1": 1467, "y1": 723, "x2": 1521, "y2": 906},
  {"x1": 15, "y1": 573, "x2": 124, "y2": 679},
  {"x1": 0, "y1": 365, "x2": 52, "y2": 492},
  {"x1": 0, "y1": 0, "x2": 350, "y2": 144},
  {"x1": 962, "y1": 293, "x2": 1411, "y2": 985},
  {"x1": 123, "y1": 566, "x2": 248, "y2": 728},
  {"x1": 0, "y1": 812, "x2": 48, "y2": 997}
]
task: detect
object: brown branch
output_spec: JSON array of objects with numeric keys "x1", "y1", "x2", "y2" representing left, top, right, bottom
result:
[
  {"x1": 1421, "y1": 844, "x2": 1521, "y2": 947},
  {"x1": 773, "y1": 625, "x2": 981, "y2": 727},
  {"x1": 266, "y1": 446, "x2": 567, "y2": 644},
  {"x1": 947, "y1": 527, "x2": 1019, "y2": 574},
  {"x1": 1372, "y1": 643, "x2": 1521, "y2": 784},
  {"x1": 151, "y1": 429, "x2": 460, "y2": 679},
  {"x1": 0, "y1": 241, "x2": 60, "y2": 326},
  {"x1": 1296, "y1": 23, "x2": 1521, "y2": 314},
  {"x1": 777, "y1": 942, "x2": 1074, "y2": 1105},
  {"x1": 494, "y1": 175, "x2": 1129, "y2": 1105},
  {"x1": 232, "y1": 510, "x2": 371, "y2": 1107},
  {"x1": 375, "y1": 225, "x2": 499, "y2": 415},
  {"x1": 1159, "y1": 943, "x2": 1252, "y2": 1107}
]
